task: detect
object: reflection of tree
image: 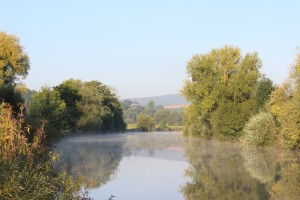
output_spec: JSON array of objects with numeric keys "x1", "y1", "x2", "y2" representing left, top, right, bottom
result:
[
  {"x1": 242, "y1": 146, "x2": 300, "y2": 199},
  {"x1": 182, "y1": 137, "x2": 300, "y2": 200},
  {"x1": 181, "y1": 138, "x2": 270, "y2": 200},
  {"x1": 55, "y1": 137, "x2": 125, "y2": 188},
  {"x1": 269, "y1": 158, "x2": 300, "y2": 200},
  {"x1": 242, "y1": 146, "x2": 278, "y2": 184},
  {"x1": 123, "y1": 133, "x2": 183, "y2": 156}
]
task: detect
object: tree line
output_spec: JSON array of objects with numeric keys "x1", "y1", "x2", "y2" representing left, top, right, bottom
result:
[
  {"x1": 121, "y1": 99, "x2": 184, "y2": 131},
  {"x1": 182, "y1": 45, "x2": 300, "y2": 150},
  {"x1": 0, "y1": 31, "x2": 126, "y2": 199}
]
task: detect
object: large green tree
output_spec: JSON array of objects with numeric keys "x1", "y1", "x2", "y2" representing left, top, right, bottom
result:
[
  {"x1": 27, "y1": 87, "x2": 67, "y2": 140},
  {"x1": 0, "y1": 32, "x2": 30, "y2": 111},
  {"x1": 77, "y1": 80, "x2": 126, "y2": 131},
  {"x1": 0, "y1": 32, "x2": 30, "y2": 85},
  {"x1": 55, "y1": 79, "x2": 82, "y2": 130},
  {"x1": 182, "y1": 46, "x2": 261, "y2": 139}
]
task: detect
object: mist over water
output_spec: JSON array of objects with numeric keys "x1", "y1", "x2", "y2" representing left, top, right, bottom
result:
[{"x1": 54, "y1": 132, "x2": 300, "y2": 200}]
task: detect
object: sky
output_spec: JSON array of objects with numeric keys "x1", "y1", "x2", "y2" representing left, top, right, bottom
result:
[{"x1": 1, "y1": 0, "x2": 300, "y2": 98}]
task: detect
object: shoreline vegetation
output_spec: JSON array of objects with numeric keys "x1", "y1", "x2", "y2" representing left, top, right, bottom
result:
[
  {"x1": 1, "y1": 31, "x2": 300, "y2": 199},
  {"x1": 182, "y1": 45, "x2": 300, "y2": 150}
]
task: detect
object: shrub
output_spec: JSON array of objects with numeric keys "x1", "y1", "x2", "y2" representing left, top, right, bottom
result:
[
  {"x1": 243, "y1": 112, "x2": 277, "y2": 146},
  {"x1": 136, "y1": 114, "x2": 155, "y2": 132},
  {"x1": 0, "y1": 104, "x2": 89, "y2": 199}
]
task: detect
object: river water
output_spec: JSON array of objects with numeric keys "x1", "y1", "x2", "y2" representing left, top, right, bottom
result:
[{"x1": 54, "y1": 132, "x2": 300, "y2": 200}]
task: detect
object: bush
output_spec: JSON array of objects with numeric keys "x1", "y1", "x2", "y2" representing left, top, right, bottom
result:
[
  {"x1": 136, "y1": 114, "x2": 155, "y2": 132},
  {"x1": 243, "y1": 112, "x2": 277, "y2": 146},
  {"x1": 0, "y1": 104, "x2": 89, "y2": 199}
]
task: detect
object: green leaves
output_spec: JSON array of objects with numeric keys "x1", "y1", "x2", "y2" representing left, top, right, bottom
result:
[
  {"x1": 267, "y1": 53, "x2": 300, "y2": 149},
  {"x1": 136, "y1": 114, "x2": 155, "y2": 132},
  {"x1": 182, "y1": 46, "x2": 262, "y2": 139},
  {"x1": 0, "y1": 32, "x2": 30, "y2": 85},
  {"x1": 27, "y1": 79, "x2": 126, "y2": 136}
]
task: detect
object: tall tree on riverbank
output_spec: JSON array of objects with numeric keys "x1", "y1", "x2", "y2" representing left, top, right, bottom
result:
[
  {"x1": 182, "y1": 46, "x2": 261, "y2": 139},
  {"x1": 267, "y1": 53, "x2": 300, "y2": 149},
  {"x1": 77, "y1": 80, "x2": 126, "y2": 132},
  {"x1": 27, "y1": 80, "x2": 126, "y2": 135},
  {"x1": 0, "y1": 32, "x2": 30, "y2": 112}
]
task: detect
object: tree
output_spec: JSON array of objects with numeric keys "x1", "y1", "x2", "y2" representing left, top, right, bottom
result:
[
  {"x1": 145, "y1": 100, "x2": 156, "y2": 117},
  {"x1": 55, "y1": 79, "x2": 82, "y2": 130},
  {"x1": 255, "y1": 77, "x2": 274, "y2": 109},
  {"x1": 76, "y1": 80, "x2": 126, "y2": 132},
  {"x1": 167, "y1": 110, "x2": 184, "y2": 126},
  {"x1": 0, "y1": 32, "x2": 30, "y2": 85},
  {"x1": 154, "y1": 109, "x2": 170, "y2": 124},
  {"x1": 15, "y1": 84, "x2": 36, "y2": 106},
  {"x1": 0, "y1": 32, "x2": 30, "y2": 112},
  {"x1": 27, "y1": 87, "x2": 67, "y2": 140},
  {"x1": 0, "y1": 84, "x2": 24, "y2": 113},
  {"x1": 267, "y1": 53, "x2": 300, "y2": 149},
  {"x1": 121, "y1": 100, "x2": 144, "y2": 124},
  {"x1": 243, "y1": 112, "x2": 277, "y2": 146},
  {"x1": 182, "y1": 46, "x2": 261, "y2": 139},
  {"x1": 136, "y1": 114, "x2": 155, "y2": 132}
]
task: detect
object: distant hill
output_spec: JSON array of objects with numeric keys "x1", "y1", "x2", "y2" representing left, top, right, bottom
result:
[{"x1": 126, "y1": 94, "x2": 189, "y2": 107}]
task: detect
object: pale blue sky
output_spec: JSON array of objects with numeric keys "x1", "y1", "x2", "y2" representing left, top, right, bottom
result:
[{"x1": 1, "y1": 0, "x2": 299, "y2": 98}]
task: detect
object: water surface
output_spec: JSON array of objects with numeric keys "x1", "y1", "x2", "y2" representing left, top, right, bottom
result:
[{"x1": 55, "y1": 132, "x2": 300, "y2": 200}]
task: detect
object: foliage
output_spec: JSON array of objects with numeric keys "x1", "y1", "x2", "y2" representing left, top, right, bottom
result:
[
  {"x1": 121, "y1": 100, "x2": 144, "y2": 124},
  {"x1": 243, "y1": 112, "x2": 277, "y2": 147},
  {"x1": 255, "y1": 77, "x2": 274, "y2": 109},
  {"x1": 210, "y1": 99, "x2": 257, "y2": 140},
  {"x1": 267, "y1": 53, "x2": 300, "y2": 149},
  {"x1": 154, "y1": 109, "x2": 170, "y2": 124},
  {"x1": 167, "y1": 110, "x2": 183, "y2": 126},
  {"x1": 122, "y1": 100, "x2": 184, "y2": 130},
  {"x1": 26, "y1": 80, "x2": 126, "y2": 135},
  {"x1": 136, "y1": 114, "x2": 155, "y2": 132},
  {"x1": 76, "y1": 80, "x2": 126, "y2": 132},
  {"x1": 0, "y1": 32, "x2": 30, "y2": 85},
  {"x1": 15, "y1": 84, "x2": 36, "y2": 106},
  {"x1": 27, "y1": 87, "x2": 68, "y2": 141},
  {"x1": 183, "y1": 105, "x2": 211, "y2": 137},
  {"x1": 0, "y1": 84, "x2": 24, "y2": 113},
  {"x1": 144, "y1": 100, "x2": 155, "y2": 117},
  {"x1": 182, "y1": 46, "x2": 262, "y2": 139},
  {"x1": 0, "y1": 104, "x2": 89, "y2": 199},
  {"x1": 55, "y1": 79, "x2": 82, "y2": 130}
]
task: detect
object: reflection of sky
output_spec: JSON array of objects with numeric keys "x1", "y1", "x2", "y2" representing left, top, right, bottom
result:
[{"x1": 89, "y1": 156, "x2": 189, "y2": 200}]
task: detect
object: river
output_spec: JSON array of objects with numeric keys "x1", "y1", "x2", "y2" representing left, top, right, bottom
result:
[{"x1": 54, "y1": 132, "x2": 300, "y2": 200}]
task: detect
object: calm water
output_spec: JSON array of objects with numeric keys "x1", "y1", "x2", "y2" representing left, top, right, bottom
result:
[{"x1": 54, "y1": 132, "x2": 300, "y2": 200}]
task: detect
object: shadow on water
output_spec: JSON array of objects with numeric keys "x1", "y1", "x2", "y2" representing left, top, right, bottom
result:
[{"x1": 55, "y1": 132, "x2": 300, "y2": 200}]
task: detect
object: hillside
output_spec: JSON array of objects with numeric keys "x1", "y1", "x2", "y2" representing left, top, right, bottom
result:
[{"x1": 127, "y1": 94, "x2": 188, "y2": 106}]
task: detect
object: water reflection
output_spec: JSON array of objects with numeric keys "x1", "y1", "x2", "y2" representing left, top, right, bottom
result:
[
  {"x1": 55, "y1": 133, "x2": 300, "y2": 200},
  {"x1": 182, "y1": 138, "x2": 300, "y2": 200},
  {"x1": 54, "y1": 132, "x2": 187, "y2": 200},
  {"x1": 55, "y1": 135, "x2": 125, "y2": 188}
]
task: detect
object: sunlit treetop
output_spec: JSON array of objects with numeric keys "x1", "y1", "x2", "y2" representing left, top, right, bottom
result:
[{"x1": 0, "y1": 32, "x2": 30, "y2": 85}]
